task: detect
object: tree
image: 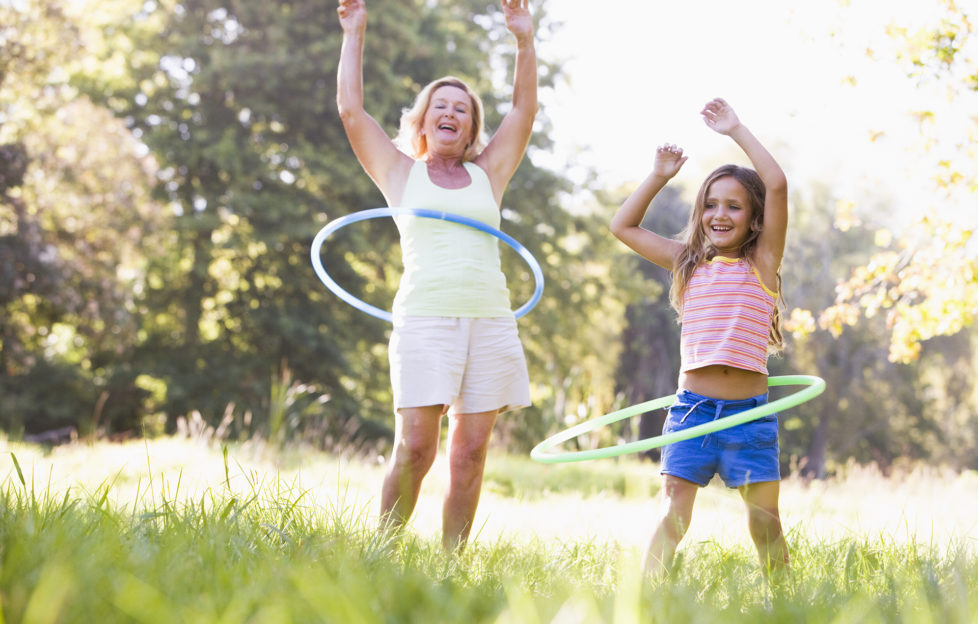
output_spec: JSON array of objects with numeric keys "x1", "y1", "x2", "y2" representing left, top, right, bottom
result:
[
  {"x1": 1, "y1": 0, "x2": 165, "y2": 434},
  {"x1": 2, "y1": 0, "x2": 695, "y2": 455},
  {"x1": 821, "y1": 0, "x2": 977, "y2": 363},
  {"x1": 77, "y1": 0, "x2": 630, "y2": 453},
  {"x1": 777, "y1": 179, "x2": 978, "y2": 476}
]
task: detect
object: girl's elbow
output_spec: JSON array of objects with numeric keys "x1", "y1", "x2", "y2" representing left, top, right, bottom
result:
[
  {"x1": 767, "y1": 173, "x2": 788, "y2": 194},
  {"x1": 609, "y1": 220, "x2": 628, "y2": 240}
]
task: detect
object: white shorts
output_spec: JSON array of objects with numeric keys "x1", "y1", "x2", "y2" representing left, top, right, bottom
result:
[{"x1": 389, "y1": 316, "x2": 531, "y2": 415}]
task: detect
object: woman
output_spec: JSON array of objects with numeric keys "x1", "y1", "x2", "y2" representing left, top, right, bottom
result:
[{"x1": 336, "y1": 0, "x2": 537, "y2": 550}]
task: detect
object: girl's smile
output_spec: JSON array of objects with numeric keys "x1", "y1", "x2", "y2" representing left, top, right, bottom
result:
[{"x1": 702, "y1": 176, "x2": 752, "y2": 255}]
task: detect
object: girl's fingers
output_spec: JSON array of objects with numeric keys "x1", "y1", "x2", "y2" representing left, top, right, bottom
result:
[{"x1": 502, "y1": 0, "x2": 530, "y2": 11}]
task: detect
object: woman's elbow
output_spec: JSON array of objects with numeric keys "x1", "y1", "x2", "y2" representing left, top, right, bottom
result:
[
  {"x1": 336, "y1": 99, "x2": 354, "y2": 121},
  {"x1": 337, "y1": 103, "x2": 366, "y2": 133}
]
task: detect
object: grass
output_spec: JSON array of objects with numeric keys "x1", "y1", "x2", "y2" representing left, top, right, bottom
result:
[{"x1": 2, "y1": 437, "x2": 978, "y2": 623}]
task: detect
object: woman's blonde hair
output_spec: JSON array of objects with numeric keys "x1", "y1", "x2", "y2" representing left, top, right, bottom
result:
[
  {"x1": 669, "y1": 164, "x2": 785, "y2": 354},
  {"x1": 395, "y1": 76, "x2": 488, "y2": 161}
]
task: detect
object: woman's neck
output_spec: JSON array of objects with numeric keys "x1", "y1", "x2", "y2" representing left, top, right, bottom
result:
[
  {"x1": 424, "y1": 154, "x2": 471, "y2": 190},
  {"x1": 425, "y1": 153, "x2": 465, "y2": 172}
]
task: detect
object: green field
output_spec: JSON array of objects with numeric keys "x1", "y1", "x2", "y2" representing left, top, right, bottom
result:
[{"x1": 2, "y1": 437, "x2": 978, "y2": 623}]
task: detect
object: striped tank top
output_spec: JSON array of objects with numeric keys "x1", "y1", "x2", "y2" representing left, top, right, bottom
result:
[{"x1": 679, "y1": 256, "x2": 777, "y2": 374}]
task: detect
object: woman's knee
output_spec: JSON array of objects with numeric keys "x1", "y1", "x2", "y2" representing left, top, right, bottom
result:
[
  {"x1": 448, "y1": 443, "x2": 489, "y2": 481},
  {"x1": 392, "y1": 436, "x2": 438, "y2": 473}
]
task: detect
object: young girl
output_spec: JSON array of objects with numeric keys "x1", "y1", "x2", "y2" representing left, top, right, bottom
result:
[{"x1": 610, "y1": 98, "x2": 789, "y2": 576}]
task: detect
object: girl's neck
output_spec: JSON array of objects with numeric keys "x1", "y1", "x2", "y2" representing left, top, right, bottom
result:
[{"x1": 710, "y1": 246, "x2": 744, "y2": 259}]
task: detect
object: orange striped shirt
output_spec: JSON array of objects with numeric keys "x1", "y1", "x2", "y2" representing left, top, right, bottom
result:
[{"x1": 679, "y1": 256, "x2": 777, "y2": 374}]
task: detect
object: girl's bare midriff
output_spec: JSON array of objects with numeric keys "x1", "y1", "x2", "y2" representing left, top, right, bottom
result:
[{"x1": 678, "y1": 364, "x2": 768, "y2": 400}]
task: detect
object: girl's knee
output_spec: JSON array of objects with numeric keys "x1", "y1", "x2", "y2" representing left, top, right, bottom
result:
[
  {"x1": 658, "y1": 509, "x2": 691, "y2": 541},
  {"x1": 747, "y1": 506, "x2": 782, "y2": 537},
  {"x1": 658, "y1": 493, "x2": 697, "y2": 539},
  {"x1": 660, "y1": 476, "x2": 697, "y2": 514}
]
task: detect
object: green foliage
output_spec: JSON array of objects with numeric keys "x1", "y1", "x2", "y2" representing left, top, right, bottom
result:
[
  {"x1": 825, "y1": 1, "x2": 978, "y2": 363},
  {"x1": 0, "y1": 361, "x2": 96, "y2": 434},
  {"x1": 1, "y1": 0, "x2": 645, "y2": 459},
  {"x1": 4, "y1": 0, "x2": 978, "y2": 478},
  {"x1": 1, "y1": 0, "x2": 166, "y2": 434},
  {"x1": 2, "y1": 0, "x2": 592, "y2": 449},
  {"x1": 68, "y1": 0, "x2": 615, "y2": 450},
  {"x1": 777, "y1": 180, "x2": 978, "y2": 475}
]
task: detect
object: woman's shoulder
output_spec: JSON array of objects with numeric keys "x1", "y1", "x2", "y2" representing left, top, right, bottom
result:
[
  {"x1": 462, "y1": 160, "x2": 493, "y2": 188},
  {"x1": 463, "y1": 159, "x2": 490, "y2": 176}
]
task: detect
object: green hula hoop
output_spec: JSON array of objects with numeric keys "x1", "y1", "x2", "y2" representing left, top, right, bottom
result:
[{"x1": 530, "y1": 375, "x2": 825, "y2": 464}]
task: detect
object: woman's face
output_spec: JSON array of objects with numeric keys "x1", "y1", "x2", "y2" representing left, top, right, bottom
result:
[
  {"x1": 701, "y1": 176, "x2": 754, "y2": 256},
  {"x1": 422, "y1": 85, "x2": 474, "y2": 157}
]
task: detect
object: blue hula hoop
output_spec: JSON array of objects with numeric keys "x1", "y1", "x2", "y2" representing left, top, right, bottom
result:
[{"x1": 310, "y1": 207, "x2": 545, "y2": 322}]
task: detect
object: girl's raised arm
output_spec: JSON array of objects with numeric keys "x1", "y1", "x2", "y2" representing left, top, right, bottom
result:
[
  {"x1": 701, "y1": 98, "x2": 788, "y2": 276},
  {"x1": 610, "y1": 144, "x2": 688, "y2": 270}
]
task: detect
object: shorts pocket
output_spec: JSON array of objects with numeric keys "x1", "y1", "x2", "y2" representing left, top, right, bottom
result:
[
  {"x1": 745, "y1": 417, "x2": 778, "y2": 449},
  {"x1": 662, "y1": 413, "x2": 680, "y2": 435},
  {"x1": 663, "y1": 404, "x2": 696, "y2": 434}
]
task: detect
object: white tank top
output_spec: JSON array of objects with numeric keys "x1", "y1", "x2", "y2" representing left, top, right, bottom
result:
[{"x1": 392, "y1": 160, "x2": 512, "y2": 318}]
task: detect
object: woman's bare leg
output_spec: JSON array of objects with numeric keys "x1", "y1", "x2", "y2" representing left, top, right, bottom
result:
[
  {"x1": 379, "y1": 405, "x2": 444, "y2": 532},
  {"x1": 442, "y1": 409, "x2": 497, "y2": 550}
]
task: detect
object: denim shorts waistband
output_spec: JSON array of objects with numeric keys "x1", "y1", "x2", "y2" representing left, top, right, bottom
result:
[{"x1": 675, "y1": 388, "x2": 768, "y2": 407}]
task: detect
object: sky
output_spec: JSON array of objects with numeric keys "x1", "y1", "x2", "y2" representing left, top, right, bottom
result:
[{"x1": 534, "y1": 0, "x2": 974, "y2": 220}]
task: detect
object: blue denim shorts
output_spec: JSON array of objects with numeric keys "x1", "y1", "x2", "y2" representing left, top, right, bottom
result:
[{"x1": 660, "y1": 389, "x2": 780, "y2": 488}]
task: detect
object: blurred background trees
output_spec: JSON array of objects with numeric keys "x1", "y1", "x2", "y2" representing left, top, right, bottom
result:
[
  {"x1": 1, "y1": 0, "x2": 976, "y2": 475},
  {"x1": 816, "y1": 0, "x2": 977, "y2": 364}
]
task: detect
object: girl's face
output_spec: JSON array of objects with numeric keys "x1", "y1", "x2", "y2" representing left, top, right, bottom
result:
[
  {"x1": 701, "y1": 176, "x2": 753, "y2": 256},
  {"x1": 422, "y1": 85, "x2": 474, "y2": 157}
]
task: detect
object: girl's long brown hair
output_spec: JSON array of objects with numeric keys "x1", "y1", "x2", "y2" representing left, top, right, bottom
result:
[{"x1": 669, "y1": 164, "x2": 785, "y2": 354}]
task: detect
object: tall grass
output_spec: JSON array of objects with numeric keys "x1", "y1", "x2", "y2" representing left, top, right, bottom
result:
[{"x1": 2, "y1": 440, "x2": 978, "y2": 623}]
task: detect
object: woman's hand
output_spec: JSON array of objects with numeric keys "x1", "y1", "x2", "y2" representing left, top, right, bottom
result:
[
  {"x1": 502, "y1": 0, "x2": 533, "y2": 45},
  {"x1": 701, "y1": 97, "x2": 742, "y2": 136},
  {"x1": 337, "y1": 0, "x2": 366, "y2": 34}
]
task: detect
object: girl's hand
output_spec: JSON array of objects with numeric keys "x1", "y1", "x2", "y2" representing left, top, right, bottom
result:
[
  {"x1": 337, "y1": 0, "x2": 366, "y2": 34},
  {"x1": 701, "y1": 97, "x2": 741, "y2": 136},
  {"x1": 653, "y1": 143, "x2": 687, "y2": 179},
  {"x1": 502, "y1": 0, "x2": 533, "y2": 44}
]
